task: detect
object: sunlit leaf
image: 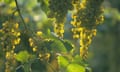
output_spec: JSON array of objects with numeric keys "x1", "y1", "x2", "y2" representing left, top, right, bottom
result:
[
  {"x1": 73, "y1": 55, "x2": 83, "y2": 64},
  {"x1": 57, "y1": 56, "x2": 69, "y2": 67},
  {"x1": 50, "y1": 39, "x2": 67, "y2": 53},
  {"x1": 67, "y1": 64, "x2": 85, "y2": 72},
  {"x1": 15, "y1": 51, "x2": 30, "y2": 63}
]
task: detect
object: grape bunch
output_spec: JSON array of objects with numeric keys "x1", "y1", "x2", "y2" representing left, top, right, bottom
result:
[
  {"x1": 48, "y1": 0, "x2": 73, "y2": 23},
  {"x1": 71, "y1": 0, "x2": 104, "y2": 59},
  {"x1": 0, "y1": 21, "x2": 21, "y2": 72},
  {"x1": 54, "y1": 23, "x2": 64, "y2": 38},
  {"x1": 76, "y1": 0, "x2": 104, "y2": 29},
  {"x1": 48, "y1": 0, "x2": 73, "y2": 38},
  {"x1": 79, "y1": 28, "x2": 97, "y2": 59}
]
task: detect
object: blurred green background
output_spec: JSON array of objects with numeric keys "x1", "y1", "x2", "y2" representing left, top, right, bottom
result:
[{"x1": 89, "y1": 0, "x2": 120, "y2": 72}]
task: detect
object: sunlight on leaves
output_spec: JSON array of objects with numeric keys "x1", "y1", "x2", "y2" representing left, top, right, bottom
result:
[
  {"x1": 67, "y1": 64, "x2": 85, "y2": 72},
  {"x1": 57, "y1": 56, "x2": 69, "y2": 67},
  {"x1": 15, "y1": 51, "x2": 30, "y2": 63}
]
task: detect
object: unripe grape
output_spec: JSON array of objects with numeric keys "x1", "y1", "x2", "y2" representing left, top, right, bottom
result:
[{"x1": 71, "y1": 0, "x2": 104, "y2": 59}]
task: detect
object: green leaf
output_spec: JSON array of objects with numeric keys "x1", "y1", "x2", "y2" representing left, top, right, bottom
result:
[
  {"x1": 43, "y1": 39, "x2": 67, "y2": 53},
  {"x1": 67, "y1": 64, "x2": 85, "y2": 72},
  {"x1": 73, "y1": 55, "x2": 83, "y2": 63},
  {"x1": 57, "y1": 56, "x2": 69, "y2": 67},
  {"x1": 46, "y1": 29, "x2": 51, "y2": 36},
  {"x1": 62, "y1": 40, "x2": 74, "y2": 53},
  {"x1": 50, "y1": 39, "x2": 67, "y2": 53},
  {"x1": 15, "y1": 51, "x2": 30, "y2": 63},
  {"x1": 72, "y1": 55, "x2": 88, "y2": 66}
]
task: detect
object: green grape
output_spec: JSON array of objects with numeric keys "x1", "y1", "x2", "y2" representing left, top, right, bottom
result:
[
  {"x1": 48, "y1": 0, "x2": 73, "y2": 22},
  {"x1": 76, "y1": 0, "x2": 104, "y2": 29},
  {"x1": 48, "y1": 0, "x2": 73, "y2": 38},
  {"x1": 0, "y1": 21, "x2": 21, "y2": 72},
  {"x1": 71, "y1": 0, "x2": 104, "y2": 59}
]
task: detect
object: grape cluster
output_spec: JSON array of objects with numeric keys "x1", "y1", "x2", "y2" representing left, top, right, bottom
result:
[
  {"x1": 28, "y1": 33, "x2": 51, "y2": 62},
  {"x1": 28, "y1": 31, "x2": 43, "y2": 53},
  {"x1": 48, "y1": 0, "x2": 73, "y2": 38},
  {"x1": 48, "y1": 0, "x2": 73, "y2": 23},
  {"x1": 72, "y1": 0, "x2": 104, "y2": 29},
  {"x1": 54, "y1": 23, "x2": 64, "y2": 38},
  {"x1": 0, "y1": 21, "x2": 21, "y2": 50},
  {"x1": 0, "y1": 21, "x2": 21, "y2": 72},
  {"x1": 71, "y1": 0, "x2": 104, "y2": 59},
  {"x1": 79, "y1": 28, "x2": 97, "y2": 59}
]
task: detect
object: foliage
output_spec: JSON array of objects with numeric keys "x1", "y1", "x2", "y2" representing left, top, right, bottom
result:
[{"x1": 0, "y1": 0, "x2": 104, "y2": 72}]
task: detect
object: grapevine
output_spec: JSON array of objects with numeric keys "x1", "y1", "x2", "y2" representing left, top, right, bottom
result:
[
  {"x1": 48, "y1": 0, "x2": 73, "y2": 38},
  {"x1": 71, "y1": 0, "x2": 104, "y2": 59},
  {"x1": 0, "y1": 21, "x2": 21, "y2": 72}
]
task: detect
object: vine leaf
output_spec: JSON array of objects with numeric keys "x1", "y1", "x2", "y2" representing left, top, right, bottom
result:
[
  {"x1": 43, "y1": 39, "x2": 67, "y2": 53},
  {"x1": 15, "y1": 50, "x2": 30, "y2": 63},
  {"x1": 49, "y1": 39, "x2": 67, "y2": 53},
  {"x1": 61, "y1": 40, "x2": 74, "y2": 53},
  {"x1": 72, "y1": 55, "x2": 86, "y2": 66},
  {"x1": 57, "y1": 56, "x2": 69, "y2": 68},
  {"x1": 67, "y1": 64, "x2": 85, "y2": 72}
]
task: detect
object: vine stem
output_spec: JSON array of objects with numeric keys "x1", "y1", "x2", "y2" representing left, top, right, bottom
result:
[{"x1": 14, "y1": 0, "x2": 28, "y2": 30}]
